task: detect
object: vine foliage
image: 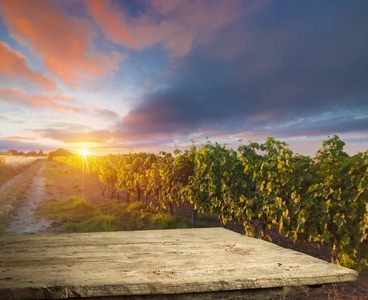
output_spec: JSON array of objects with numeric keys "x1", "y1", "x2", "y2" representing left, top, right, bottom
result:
[{"x1": 54, "y1": 135, "x2": 368, "y2": 270}]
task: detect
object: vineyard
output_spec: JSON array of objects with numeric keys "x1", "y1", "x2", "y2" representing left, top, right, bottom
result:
[{"x1": 53, "y1": 135, "x2": 368, "y2": 271}]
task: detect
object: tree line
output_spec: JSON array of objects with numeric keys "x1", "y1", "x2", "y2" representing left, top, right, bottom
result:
[{"x1": 0, "y1": 149, "x2": 46, "y2": 157}]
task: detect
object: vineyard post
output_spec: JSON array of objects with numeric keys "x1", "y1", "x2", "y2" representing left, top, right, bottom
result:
[{"x1": 192, "y1": 208, "x2": 197, "y2": 228}]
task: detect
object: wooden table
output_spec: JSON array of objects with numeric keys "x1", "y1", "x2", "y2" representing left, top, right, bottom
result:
[{"x1": 0, "y1": 228, "x2": 358, "y2": 299}]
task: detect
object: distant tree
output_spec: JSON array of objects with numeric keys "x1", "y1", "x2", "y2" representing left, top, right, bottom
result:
[
  {"x1": 26, "y1": 150, "x2": 38, "y2": 157},
  {"x1": 47, "y1": 148, "x2": 74, "y2": 160},
  {"x1": 38, "y1": 149, "x2": 44, "y2": 157},
  {"x1": 6, "y1": 149, "x2": 18, "y2": 156},
  {"x1": 18, "y1": 151, "x2": 26, "y2": 156}
]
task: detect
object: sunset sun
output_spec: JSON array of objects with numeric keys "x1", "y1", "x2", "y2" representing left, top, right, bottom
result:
[{"x1": 80, "y1": 149, "x2": 88, "y2": 157}]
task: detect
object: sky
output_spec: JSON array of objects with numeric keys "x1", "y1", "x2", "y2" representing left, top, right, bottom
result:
[{"x1": 0, "y1": 0, "x2": 367, "y2": 157}]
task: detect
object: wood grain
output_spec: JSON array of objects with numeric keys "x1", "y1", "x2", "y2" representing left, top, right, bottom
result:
[{"x1": 0, "y1": 228, "x2": 358, "y2": 299}]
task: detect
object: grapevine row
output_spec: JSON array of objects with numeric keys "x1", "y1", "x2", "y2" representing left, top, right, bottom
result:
[{"x1": 53, "y1": 135, "x2": 368, "y2": 270}]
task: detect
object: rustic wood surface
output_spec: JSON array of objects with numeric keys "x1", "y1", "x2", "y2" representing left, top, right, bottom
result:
[{"x1": 0, "y1": 228, "x2": 358, "y2": 299}]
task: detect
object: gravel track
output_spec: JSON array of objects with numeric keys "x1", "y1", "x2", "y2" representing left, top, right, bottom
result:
[{"x1": 4, "y1": 161, "x2": 51, "y2": 235}]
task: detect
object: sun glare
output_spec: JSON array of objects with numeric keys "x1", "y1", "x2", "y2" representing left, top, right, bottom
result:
[
  {"x1": 80, "y1": 149, "x2": 88, "y2": 157},
  {"x1": 78, "y1": 148, "x2": 94, "y2": 157}
]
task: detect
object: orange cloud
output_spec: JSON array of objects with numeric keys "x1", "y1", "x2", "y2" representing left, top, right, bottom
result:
[
  {"x1": 87, "y1": 0, "x2": 260, "y2": 57},
  {"x1": 0, "y1": 88, "x2": 83, "y2": 112},
  {"x1": 0, "y1": 41, "x2": 57, "y2": 90},
  {"x1": 88, "y1": 0, "x2": 140, "y2": 47},
  {"x1": 0, "y1": 88, "x2": 27, "y2": 102},
  {"x1": 29, "y1": 95, "x2": 81, "y2": 112},
  {"x1": 46, "y1": 94, "x2": 79, "y2": 103},
  {"x1": 34, "y1": 124, "x2": 112, "y2": 144},
  {"x1": 4, "y1": 135, "x2": 37, "y2": 141},
  {"x1": 0, "y1": 1, "x2": 117, "y2": 85}
]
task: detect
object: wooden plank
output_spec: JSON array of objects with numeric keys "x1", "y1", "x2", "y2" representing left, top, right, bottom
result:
[{"x1": 0, "y1": 228, "x2": 358, "y2": 299}]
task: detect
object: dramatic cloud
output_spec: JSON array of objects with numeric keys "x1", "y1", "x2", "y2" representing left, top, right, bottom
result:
[
  {"x1": 0, "y1": 138, "x2": 54, "y2": 152},
  {"x1": 113, "y1": 1, "x2": 368, "y2": 145},
  {"x1": 0, "y1": 41, "x2": 57, "y2": 90},
  {"x1": 0, "y1": 0, "x2": 118, "y2": 85},
  {"x1": 92, "y1": 109, "x2": 120, "y2": 122},
  {"x1": 87, "y1": 0, "x2": 263, "y2": 57},
  {"x1": 34, "y1": 123, "x2": 111, "y2": 144},
  {"x1": 0, "y1": 1, "x2": 367, "y2": 155},
  {"x1": 0, "y1": 89, "x2": 83, "y2": 112}
]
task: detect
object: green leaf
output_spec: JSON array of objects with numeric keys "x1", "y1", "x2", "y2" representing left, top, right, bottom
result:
[
  {"x1": 341, "y1": 234, "x2": 350, "y2": 245},
  {"x1": 333, "y1": 214, "x2": 344, "y2": 227},
  {"x1": 321, "y1": 232, "x2": 331, "y2": 242},
  {"x1": 277, "y1": 161, "x2": 284, "y2": 169}
]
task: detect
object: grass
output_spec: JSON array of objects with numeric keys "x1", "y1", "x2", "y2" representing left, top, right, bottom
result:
[
  {"x1": 71, "y1": 183, "x2": 81, "y2": 192},
  {"x1": 35, "y1": 196, "x2": 189, "y2": 233},
  {"x1": 151, "y1": 212, "x2": 188, "y2": 229},
  {"x1": 196, "y1": 211, "x2": 221, "y2": 228},
  {"x1": 0, "y1": 157, "x2": 43, "y2": 186},
  {"x1": 0, "y1": 161, "x2": 43, "y2": 233},
  {"x1": 42, "y1": 163, "x2": 64, "y2": 179}
]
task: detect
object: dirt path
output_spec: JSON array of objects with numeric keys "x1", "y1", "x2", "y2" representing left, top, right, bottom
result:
[{"x1": 4, "y1": 161, "x2": 51, "y2": 235}]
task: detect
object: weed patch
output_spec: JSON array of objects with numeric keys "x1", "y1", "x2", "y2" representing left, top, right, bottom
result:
[
  {"x1": 35, "y1": 196, "x2": 188, "y2": 233},
  {"x1": 150, "y1": 213, "x2": 188, "y2": 229},
  {"x1": 43, "y1": 165, "x2": 63, "y2": 179},
  {"x1": 71, "y1": 183, "x2": 81, "y2": 192}
]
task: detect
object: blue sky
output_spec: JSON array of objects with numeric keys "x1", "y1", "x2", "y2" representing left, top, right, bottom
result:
[{"x1": 0, "y1": 0, "x2": 367, "y2": 156}]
